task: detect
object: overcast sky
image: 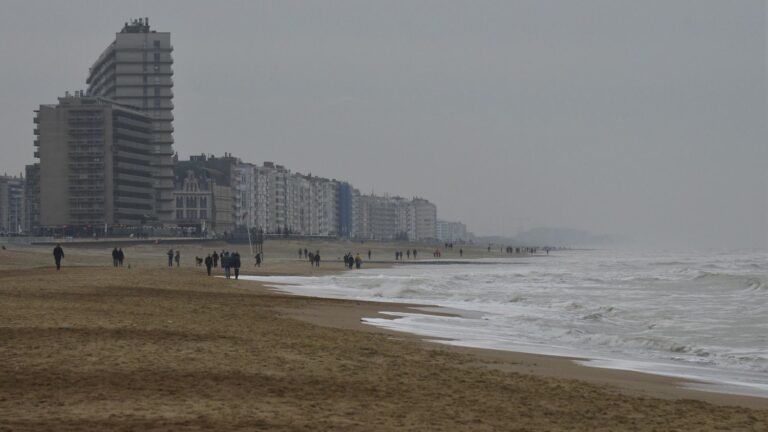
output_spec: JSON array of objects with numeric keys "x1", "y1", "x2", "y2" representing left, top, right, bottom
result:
[{"x1": 0, "y1": 0, "x2": 765, "y2": 248}]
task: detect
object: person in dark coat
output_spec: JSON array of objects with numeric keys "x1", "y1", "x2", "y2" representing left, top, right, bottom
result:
[
  {"x1": 314, "y1": 251, "x2": 320, "y2": 267},
  {"x1": 212, "y1": 251, "x2": 219, "y2": 268},
  {"x1": 112, "y1": 248, "x2": 119, "y2": 267},
  {"x1": 222, "y1": 252, "x2": 231, "y2": 279},
  {"x1": 117, "y1": 248, "x2": 125, "y2": 266},
  {"x1": 232, "y1": 252, "x2": 242, "y2": 279},
  {"x1": 204, "y1": 254, "x2": 213, "y2": 276},
  {"x1": 255, "y1": 252, "x2": 262, "y2": 267},
  {"x1": 53, "y1": 244, "x2": 64, "y2": 270},
  {"x1": 355, "y1": 254, "x2": 362, "y2": 269},
  {"x1": 174, "y1": 250, "x2": 180, "y2": 267},
  {"x1": 167, "y1": 249, "x2": 174, "y2": 267}
]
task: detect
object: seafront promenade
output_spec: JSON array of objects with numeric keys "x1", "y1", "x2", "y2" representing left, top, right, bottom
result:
[{"x1": 0, "y1": 240, "x2": 766, "y2": 431}]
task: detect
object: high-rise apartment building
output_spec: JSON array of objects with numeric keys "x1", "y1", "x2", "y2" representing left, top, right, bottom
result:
[
  {"x1": 34, "y1": 94, "x2": 156, "y2": 228},
  {"x1": 86, "y1": 18, "x2": 175, "y2": 223}
]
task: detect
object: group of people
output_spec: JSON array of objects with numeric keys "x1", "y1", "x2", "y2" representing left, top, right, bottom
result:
[
  {"x1": 111, "y1": 248, "x2": 125, "y2": 267},
  {"x1": 202, "y1": 250, "x2": 243, "y2": 278},
  {"x1": 394, "y1": 249, "x2": 418, "y2": 260},
  {"x1": 298, "y1": 248, "x2": 321, "y2": 267},
  {"x1": 343, "y1": 252, "x2": 363, "y2": 269},
  {"x1": 167, "y1": 249, "x2": 181, "y2": 267}
]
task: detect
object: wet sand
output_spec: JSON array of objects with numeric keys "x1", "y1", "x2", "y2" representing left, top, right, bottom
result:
[{"x1": 0, "y1": 240, "x2": 766, "y2": 431}]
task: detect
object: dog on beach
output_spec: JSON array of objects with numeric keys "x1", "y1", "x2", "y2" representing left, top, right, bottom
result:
[{"x1": 195, "y1": 257, "x2": 203, "y2": 267}]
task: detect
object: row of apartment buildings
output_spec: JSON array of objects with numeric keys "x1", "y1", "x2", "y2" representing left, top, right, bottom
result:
[
  {"x1": 8, "y1": 18, "x2": 468, "y2": 242},
  {"x1": 171, "y1": 155, "x2": 441, "y2": 241}
]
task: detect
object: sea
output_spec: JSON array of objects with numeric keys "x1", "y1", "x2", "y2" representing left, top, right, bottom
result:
[{"x1": 241, "y1": 249, "x2": 768, "y2": 397}]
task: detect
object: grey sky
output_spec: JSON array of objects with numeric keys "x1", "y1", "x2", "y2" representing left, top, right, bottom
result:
[{"x1": 1, "y1": 0, "x2": 765, "y2": 248}]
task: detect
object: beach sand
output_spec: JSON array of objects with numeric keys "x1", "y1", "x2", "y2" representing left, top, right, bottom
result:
[{"x1": 0, "y1": 240, "x2": 766, "y2": 431}]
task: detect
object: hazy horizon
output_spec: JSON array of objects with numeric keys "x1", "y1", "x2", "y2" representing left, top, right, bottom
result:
[{"x1": 1, "y1": 0, "x2": 765, "y2": 248}]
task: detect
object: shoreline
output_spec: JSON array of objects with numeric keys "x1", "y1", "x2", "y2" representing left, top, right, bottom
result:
[{"x1": 243, "y1": 272, "x2": 768, "y2": 409}]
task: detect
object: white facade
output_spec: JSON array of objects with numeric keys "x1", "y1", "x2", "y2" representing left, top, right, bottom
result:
[
  {"x1": 233, "y1": 163, "x2": 339, "y2": 236},
  {"x1": 436, "y1": 220, "x2": 469, "y2": 242},
  {"x1": 353, "y1": 195, "x2": 436, "y2": 241}
]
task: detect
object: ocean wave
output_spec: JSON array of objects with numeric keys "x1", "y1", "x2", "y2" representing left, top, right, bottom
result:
[{"x1": 692, "y1": 272, "x2": 768, "y2": 290}]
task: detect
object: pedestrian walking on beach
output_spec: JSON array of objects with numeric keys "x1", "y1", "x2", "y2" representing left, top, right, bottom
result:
[
  {"x1": 232, "y1": 252, "x2": 242, "y2": 280},
  {"x1": 255, "y1": 252, "x2": 262, "y2": 267},
  {"x1": 222, "y1": 252, "x2": 231, "y2": 279},
  {"x1": 460, "y1": 248, "x2": 463, "y2": 257},
  {"x1": 53, "y1": 244, "x2": 64, "y2": 271},
  {"x1": 205, "y1": 254, "x2": 213, "y2": 276},
  {"x1": 167, "y1": 249, "x2": 174, "y2": 267},
  {"x1": 174, "y1": 250, "x2": 181, "y2": 267},
  {"x1": 298, "y1": 248, "x2": 303, "y2": 259},
  {"x1": 117, "y1": 248, "x2": 125, "y2": 267},
  {"x1": 367, "y1": 250, "x2": 371, "y2": 260},
  {"x1": 314, "y1": 252, "x2": 320, "y2": 267},
  {"x1": 112, "y1": 248, "x2": 119, "y2": 267},
  {"x1": 413, "y1": 249, "x2": 417, "y2": 259},
  {"x1": 212, "y1": 251, "x2": 219, "y2": 268},
  {"x1": 406, "y1": 250, "x2": 410, "y2": 259},
  {"x1": 355, "y1": 254, "x2": 362, "y2": 269}
]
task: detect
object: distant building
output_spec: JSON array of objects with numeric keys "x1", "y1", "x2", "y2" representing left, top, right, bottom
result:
[
  {"x1": 233, "y1": 162, "x2": 341, "y2": 236},
  {"x1": 353, "y1": 194, "x2": 436, "y2": 241},
  {"x1": 173, "y1": 154, "x2": 236, "y2": 235},
  {"x1": 337, "y1": 182, "x2": 355, "y2": 238},
  {"x1": 412, "y1": 198, "x2": 437, "y2": 240},
  {"x1": 86, "y1": 18, "x2": 175, "y2": 223},
  {"x1": 0, "y1": 175, "x2": 25, "y2": 234},
  {"x1": 34, "y1": 94, "x2": 156, "y2": 229},
  {"x1": 24, "y1": 164, "x2": 40, "y2": 232},
  {"x1": 436, "y1": 220, "x2": 469, "y2": 242}
]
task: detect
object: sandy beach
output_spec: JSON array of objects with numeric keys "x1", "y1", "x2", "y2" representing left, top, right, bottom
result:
[{"x1": 1, "y1": 239, "x2": 766, "y2": 431}]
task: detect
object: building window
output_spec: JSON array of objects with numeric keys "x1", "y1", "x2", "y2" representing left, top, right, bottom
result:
[
  {"x1": 154, "y1": 98, "x2": 161, "y2": 107},
  {"x1": 176, "y1": 196, "x2": 183, "y2": 208},
  {"x1": 186, "y1": 209, "x2": 196, "y2": 219},
  {"x1": 154, "y1": 76, "x2": 161, "y2": 84},
  {"x1": 153, "y1": 40, "x2": 161, "y2": 48},
  {"x1": 142, "y1": 76, "x2": 148, "y2": 84},
  {"x1": 200, "y1": 209, "x2": 207, "y2": 219},
  {"x1": 200, "y1": 197, "x2": 207, "y2": 208},
  {"x1": 154, "y1": 53, "x2": 161, "y2": 63},
  {"x1": 154, "y1": 87, "x2": 160, "y2": 96},
  {"x1": 176, "y1": 210, "x2": 184, "y2": 219}
]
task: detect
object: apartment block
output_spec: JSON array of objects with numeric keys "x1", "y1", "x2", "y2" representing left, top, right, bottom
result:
[
  {"x1": 436, "y1": 220, "x2": 469, "y2": 242},
  {"x1": 34, "y1": 94, "x2": 156, "y2": 227},
  {"x1": 0, "y1": 175, "x2": 25, "y2": 234},
  {"x1": 86, "y1": 18, "x2": 175, "y2": 222},
  {"x1": 24, "y1": 164, "x2": 40, "y2": 232}
]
